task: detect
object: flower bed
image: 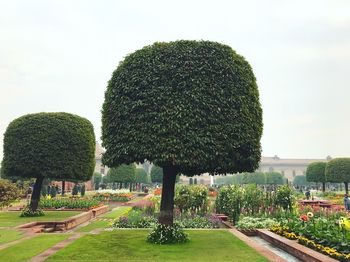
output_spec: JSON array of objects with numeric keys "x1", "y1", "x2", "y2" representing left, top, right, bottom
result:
[
  {"x1": 271, "y1": 225, "x2": 350, "y2": 261},
  {"x1": 40, "y1": 198, "x2": 101, "y2": 210},
  {"x1": 92, "y1": 193, "x2": 133, "y2": 202}
]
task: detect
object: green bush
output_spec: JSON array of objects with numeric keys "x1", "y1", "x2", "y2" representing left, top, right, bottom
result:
[
  {"x1": 236, "y1": 217, "x2": 279, "y2": 230},
  {"x1": 20, "y1": 206, "x2": 44, "y2": 217},
  {"x1": 147, "y1": 223, "x2": 189, "y2": 244},
  {"x1": 39, "y1": 198, "x2": 99, "y2": 209},
  {"x1": 0, "y1": 179, "x2": 20, "y2": 208},
  {"x1": 275, "y1": 185, "x2": 294, "y2": 211},
  {"x1": 174, "y1": 185, "x2": 208, "y2": 214}
]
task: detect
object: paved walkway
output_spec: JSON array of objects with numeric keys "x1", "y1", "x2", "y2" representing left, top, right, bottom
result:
[{"x1": 28, "y1": 233, "x2": 83, "y2": 262}]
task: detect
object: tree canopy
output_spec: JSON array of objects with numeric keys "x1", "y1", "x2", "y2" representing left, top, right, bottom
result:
[
  {"x1": 325, "y1": 158, "x2": 350, "y2": 194},
  {"x1": 135, "y1": 168, "x2": 149, "y2": 184},
  {"x1": 293, "y1": 175, "x2": 312, "y2": 186},
  {"x1": 3, "y1": 112, "x2": 95, "y2": 181},
  {"x1": 2, "y1": 112, "x2": 95, "y2": 211},
  {"x1": 102, "y1": 40, "x2": 263, "y2": 176},
  {"x1": 101, "y1": 40, "x2": 263, "y2": 227},
  {"x1": 150, "y1": 165, "x2": 163, "y2": 183},
  {"x1": 306, "y1": 162, "x2": 326, "y2": 183},
  {"x1": 107, "y1": 164, "x2": 136, "y2": 184}
]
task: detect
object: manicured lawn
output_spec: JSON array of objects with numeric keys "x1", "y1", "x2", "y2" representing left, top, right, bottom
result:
[
  {"x1": 77, "y1": 206, "x2": 132, "y2": 232},
  {"x1": 101, "y1": 206, "x2": 131, "y2": 219},
  {"x1": 47, "y1": 230, "x2": 269, "y2": 261},
  {"x1": 0, "y1": 229, "x2": 24, "y2": 244},
  {"x1": 0, "y1": 233, "x2": 70, "y2": 262},
  {"x1": 0, "y1": 211, "x2": 81, "y2": 227},
  {"x1": 76, "y1": 220, "x2": 110, "y2": 232}
]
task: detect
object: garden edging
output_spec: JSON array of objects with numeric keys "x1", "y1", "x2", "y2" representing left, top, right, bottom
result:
[{"x1": 16, "y1": 205, "x2": 108, "y2": 232}]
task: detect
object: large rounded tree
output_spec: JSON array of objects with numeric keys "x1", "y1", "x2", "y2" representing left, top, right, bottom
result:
[
  {"x1": 102, "y1": 40, "x2": 263, "y2": 226},
  {"x1": 2, "y1": 113, "x2": 95, "y2": 212},
  {"x1": 326, "y1": 158, "x2": 350, "y2": 194},
  {"x1": 306, "y1": 162, "x2": 327, "y2": 192}
]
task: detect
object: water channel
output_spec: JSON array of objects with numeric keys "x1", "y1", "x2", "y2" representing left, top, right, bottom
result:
[{"x1": 250, "y1": 236, "x2": 302, "y2": 262}]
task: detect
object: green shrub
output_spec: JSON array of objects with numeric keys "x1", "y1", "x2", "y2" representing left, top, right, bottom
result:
[
  {"x1": 276, "y1": 185, "x2": 294, "y2": 211},
  {"x1": 39, "y1": 198, "x2": 99, "y2": 209},
  {"x1": 0, "y1": 179, "x2": 20, "y2": 208},
  {"x1": 236, "y1": 217, "x2": 279, "y2": 230},
  {"x1": 174, "y1": 185, "x2": 208, "y2": 214},
  {"x1": 147, "y1": 223, "x2": 189, "y2": 244},
  {"x1": 20, "y1": 206, "x2": 44, "y2": 217}
]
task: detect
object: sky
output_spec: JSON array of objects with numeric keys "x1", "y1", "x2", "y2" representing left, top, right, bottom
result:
[{"x1": 1, "y1": 0, "x2": 350, "y2": 160}]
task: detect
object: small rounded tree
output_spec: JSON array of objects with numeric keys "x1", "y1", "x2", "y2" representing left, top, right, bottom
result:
[
  {"x1": 326, "y1": 158, "x2": 350, "y2": 194},
  {"x1": 135, "y1": 168, "x2": 148, "y2": 184},
  {"x1": 150, "y1": 165, "x2": 163, "y2": 184},
  {"x1": 102, "y1": 40, "x2": 263, "y2": 226},
  {"x1": 107, "y1": 164, "x2": 136, "y2": 191},
  {"x1": 2, "y1": 112, "x2": 95, "y2": 212},
  {"x1": 306, "y1": 162, "x2": 327, "y2": 192}
]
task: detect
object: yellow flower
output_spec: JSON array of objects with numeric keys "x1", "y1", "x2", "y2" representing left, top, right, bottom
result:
[{"x1": 307, "y1": 212, "x2": 314, "y2": 218}]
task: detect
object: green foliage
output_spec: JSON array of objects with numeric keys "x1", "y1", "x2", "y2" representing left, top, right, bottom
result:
[
  {"x1": 216, "y1": 185, "x2": 243, "y2": 222},
  {"x1": 293, "y1": 175, "x2": 312, "y2": 186},
  {"x1": 306, "y1": 162, "x2": 326, "y2": 183},
  {"x1": 174, "y1": 185, "x2": 208, "y2": 213},
  {"x1": 236, "y1": 217, "x2": 279, "y2": 230},
  {"x1": 0, "y1": 179, "x2": 20, "y2": 208},
  {"x1": 135, "y1": 168, "x2": 148, "y2": 184},
  {"x1": 39, "y1": 198, "x2": 99, "y2": 209},
  {"x1": 150, "y1": 165, "x2": 163, "y2": 183},
  {"x1": 72, "y1": 184, "x2": 79, "y2": 196},
  {"x1": 93, "y1": 172, "x2": 102, "y2": 190},
  {"x1": 81, "y1": 184, "x2": 86, "y2": 196},
  {"x1": 216, "y1": 172, "x2": 284, "y2": 185},
  {"x1": 275, "y1": 185, "x2": 294, "y2": 211},
  {"x1": 2, "y1": 112, "x2": 95, "y2": 181},
  {"x1": 216, "y1": 184, "x2": 295, "y2": 222},
  {"x1": 147, "y1": 223, "x2": 189, "y2": 244},
  {"x1": 50, "y1": 186, "x2": 57, "y2": 198},
  {"x1": 20, "y1": 206, "x2": 44, "y2": 217},
  {"x1": 102, "y1": 40, "x2": 263, "y2": 176},
  {"x1": 107, "y1": 164, "x2": 136, "y2": 184},
  {"x1": 326, "y1": 158, "x2": 350, "y2": 183}
]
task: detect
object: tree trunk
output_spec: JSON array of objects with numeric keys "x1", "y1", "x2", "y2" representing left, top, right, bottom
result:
[
  {"x1": 345, "y1": 182, "x2": 349, "y2": 195},
  {"x1": 322, "y1": 182, "x2": 325, "y2": 192},
  {"x1": 30, "y1": 176, "x2": 44, "y2": 211},
  {"x1": 159, "y1": 165, "x2": 177, "y2": 226},
  {"x1": 62, "y1": 181, "x2": 65, "y2": 196},
  {"x1": 129, "y1": 183, "x2": 132, "y2": 192}
]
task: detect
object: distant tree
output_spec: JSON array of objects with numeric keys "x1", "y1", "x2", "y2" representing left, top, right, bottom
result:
[
  {"x1": 293, "y1": 175, "x2": 311, "y2": 186},
  {"x1": 265, "y1": 172, "x2": 284, "y2": 185},
  {"x1": 306, "y1": 162, "x2": 327, "y2": 192},
  {"x1": 135, "y1": 168, "x2": 148, "y2": 184},
  {"x1": 101, "y1": 40, "x2": 262, "y2": 226},
  {"x1": 2, "y1": 113, "x2": 95, "y2": 212},
  {"x1": 107, "y1": 164, "x2": 136, "y2": 191},
  {"x1": 93, "y1": 172, "x2": 102, "y2": 190},
  {"x1": 189, "y1": 178, "x2": 193, "y2": 185},
  {"x1": 150, "y1": 165, "x2": 163, "y2": 184},
  {"x1": 326, "y1": 158, "x2": 350, "y2": 194}
]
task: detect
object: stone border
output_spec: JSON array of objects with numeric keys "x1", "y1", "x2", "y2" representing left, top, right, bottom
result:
[
  {"x1": 257, "y1": 229, "x2": 338, "y2": 262},
  {"x1": 16, "y1": 205, "x2": 108, "y2": 232},
  {"x1": 228, "y1": 228, "x2": 287, "y2": 262}
]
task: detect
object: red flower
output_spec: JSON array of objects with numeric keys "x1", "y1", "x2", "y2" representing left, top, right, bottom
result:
[{"x1": 300, "y1": 214, "x2": 309, "y2": 222}]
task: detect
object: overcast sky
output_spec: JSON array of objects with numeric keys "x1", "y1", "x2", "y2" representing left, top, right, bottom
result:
[{"x1": 1, "y1": 0, "x2": 350, "y2": 160}]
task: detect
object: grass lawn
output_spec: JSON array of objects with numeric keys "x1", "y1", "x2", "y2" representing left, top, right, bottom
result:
[
  {"x1": 101, "y1": 206, "x2": 132, "y2": 219},
  {"x1": 76, "y1": 220, "x2": 111, "y2": 232},
  {"x1": 0, "y1": 233, "x2": 71, "y2": 262},
  {"x1": 0, "y1": 229, "x2": 24, "y2": 244},
  {"x1": 76, "y1": 206, "x2": 132, "y2": 232},
  {"x1": 47, "y1": 230, "x2": 269, "y2": 262},
  {"x1": 0, "y1": 211, "x2": 81, "y2": 227}
]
